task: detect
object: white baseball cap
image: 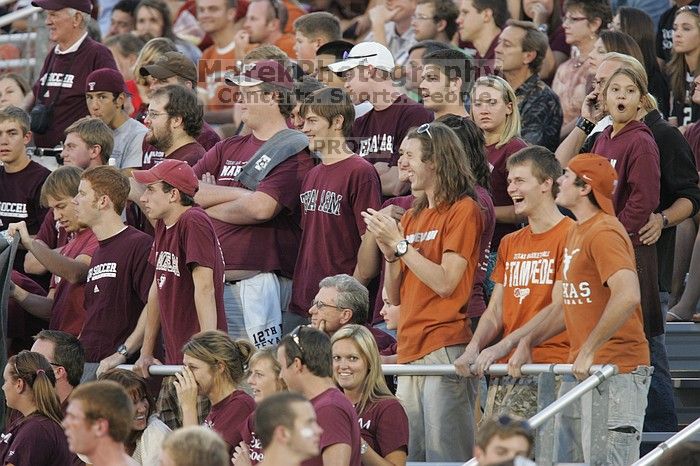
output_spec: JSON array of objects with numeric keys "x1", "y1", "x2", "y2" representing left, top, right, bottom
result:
[{"x1": 327, "y1": 42, "x2": 396, "y2": 74}]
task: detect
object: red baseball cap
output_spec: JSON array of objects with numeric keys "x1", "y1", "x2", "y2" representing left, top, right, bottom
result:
[
  {"x1": 32, "y1": 0, "x2": 92, "y2": 13},
  {"x1": 567, "y1": 153, "x2": 618, "y2": 216},
  {"x1": 132, "y1": 159, "x2": 199, "y2": 197}
]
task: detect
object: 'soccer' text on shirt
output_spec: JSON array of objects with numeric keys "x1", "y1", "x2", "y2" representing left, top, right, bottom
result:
[
  {"x1": 0, "y1": 202, "x2": 27, "y2": 218},
  {"x1": 87, "y1": 262, "x2": 117, "y2": 281}
]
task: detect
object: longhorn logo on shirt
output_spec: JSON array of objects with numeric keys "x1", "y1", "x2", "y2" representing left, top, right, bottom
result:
[
  {"x1": 562, "y1": 248, "x2": 580, "y2": 281},
  {"x1": 514, "y1": 287, "x2": 530, "y2": 304},
  {"x1": 88, "y1": 81, "x2": 96, "y2": 91}
]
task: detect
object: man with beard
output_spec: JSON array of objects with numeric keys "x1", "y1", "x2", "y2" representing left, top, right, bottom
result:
[{"x1": 140, "y1": 85, "x2": 205, "y2": 170}]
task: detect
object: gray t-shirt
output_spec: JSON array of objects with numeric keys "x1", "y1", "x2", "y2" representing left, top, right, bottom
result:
[{"x1": 112, "y1": 117, "x2": 147, "y2": 168}]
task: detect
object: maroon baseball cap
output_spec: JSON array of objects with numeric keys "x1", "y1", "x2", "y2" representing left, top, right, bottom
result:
[
  {"x1": 567, "y1": 153, "x2": 618, "y2": 216},
  {"x1": 32, "y1": 0, "x2": 92, "y2": 13},
  {"x1": 225, "y1": 60, "x2": 293, "y2": 90},
  {"x1": 85, "y1": 68, "x2": 128, "y2": 94},
  {"x1": 132, "y1": 159, "x2": 199, "y2": 197}
]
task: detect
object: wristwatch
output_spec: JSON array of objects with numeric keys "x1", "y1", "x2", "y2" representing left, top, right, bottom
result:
[
  {"x1": 575, "y1": 116, "x2": 596, "y2": 135},
  {"x1": 395, "y1": 239, "x2": 409, "y2": 257},
  {"x1": 661, "y1": 212, "x2": 669, "y2": 228},
  {"x1": 117, "y1": 344, "x2": 129, "y2": 358},
  {"x1": 537, "y1": 24, "x2": 549, "y2": 34},
  {"x1": 360, "y1": 440, "x2": 369, "y2": 455}
]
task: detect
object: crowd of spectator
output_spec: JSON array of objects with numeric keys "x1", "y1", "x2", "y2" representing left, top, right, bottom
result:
[{"x1": 1, "y1": 0, "x2": 700, "y2": 464}]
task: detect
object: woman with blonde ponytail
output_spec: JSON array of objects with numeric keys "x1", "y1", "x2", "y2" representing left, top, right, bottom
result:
[
  {"x1": 175, "y1": 331, "x2": 256, "y2": 455},
  {"x1": 0, "y1": 351, "x2": 72, "y2": 465}
]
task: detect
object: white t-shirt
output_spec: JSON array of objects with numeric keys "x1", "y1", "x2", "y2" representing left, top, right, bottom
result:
[{"x1": 113, "y1": 117, "x2": 147, "y2": 169}]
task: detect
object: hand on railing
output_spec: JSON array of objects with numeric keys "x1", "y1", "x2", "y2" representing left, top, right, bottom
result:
[
  {"x1": 507, "y1": 339, "x2": 533, "y2": 378},
  {"x1": 454, "y1": 343, "x2": 479, "y2": 377}
]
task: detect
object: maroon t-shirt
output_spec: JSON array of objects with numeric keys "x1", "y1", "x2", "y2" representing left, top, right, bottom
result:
[
  {"x1": 0, "y1": 414, "x2": 72, "y2": 466},
  {"x1": 487, "y1": 138, "x2": 528, "y2": 251},
  {"x1": 241, "y1": 412, "x2": 263, "y2": 464},
  {"x1": 0, "y1": 161, "x2": 50, "y2": 235},
  {"x1": 150, "y1": 207, "x2": 227, "y2": 364},
  {"x1": 469, "y1": 186, "x2": 496, "y2": 318},
  {"x1": 460, "y1": 35, "x2": 499, "y2": 78},
  {"x1": 358, "y1": 398, "x2": 409, "y2": 457},
  {"x1": 303, "y1": 388, "x2": 361, "y2": 466},
  {"x1": 686, "y1": 121, "x2": 700, "y2": 168},
  {"x1": 371, "y1": 195, "x2": 415, "y2": 324},
  {"x1": 32, "y1": 36, "x2": 118, "y2": 148},
  {"x1": 290, "y1": 156, "x2": 382, "y2": 317},
  {"x1": 204, "y1": 390, "x2": 256, "y2": 453},
  {"x1": 141, "y1": 140, "x2": 207, "y2": 169},
  {"x1": 35, "y1": 210, "x2": 69, "y2": 251},
  {"x1": 49, "y1": 228, "x2": 99, "y2": 337},
  {"x1": 368, "y1": 325, "x2": 395, "y2": 353},
  {"x1": 81, "y1": 226, "x2": 154, "y2": 362},
  {"x1": 592, "y1": 121, "x2": 661, "y2": 247},
  {"x1": 193, "y1": 133, "x2": 314, "y2": 277},
  {"x1": 352, "y1": 94, "x2": 433, "y2": 166},
  {"x1": 0, "y1": 161, "x2": 51, "y2": 275}
]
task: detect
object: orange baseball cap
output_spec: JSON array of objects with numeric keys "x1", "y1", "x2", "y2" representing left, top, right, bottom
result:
[{"x1": 567, "y1": 153, "x2": 618, "y2": 216}]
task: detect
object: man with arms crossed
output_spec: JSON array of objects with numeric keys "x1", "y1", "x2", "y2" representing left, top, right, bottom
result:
[
  {"x1": 508, "y1": 153, "x2": 651, "y2": 465},
  {"x1": 454, "y1": 146, "x2": 571, "y2": 420}
]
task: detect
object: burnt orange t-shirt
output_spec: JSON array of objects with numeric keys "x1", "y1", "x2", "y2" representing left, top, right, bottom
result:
[
  {"x1": 560, "y1": 212, "x2": 649, "y2": 373},
  {"x1": 492, "y1": 217, "x2": 573, "y2": 364},
  {"x1": 397, "y1": 196, "x2": 483, "y2": 364},
  {"x1": 198, "y1": 43, "x2": 239, "y2": 111}
]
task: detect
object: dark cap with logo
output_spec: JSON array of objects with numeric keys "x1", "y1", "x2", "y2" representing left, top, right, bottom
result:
[
  {"x1": 85, "y1": 68, "x2": 128, "y2": 94},
  {"x1": 32, "y1": 0, "x2": 92, "y2": 13}
]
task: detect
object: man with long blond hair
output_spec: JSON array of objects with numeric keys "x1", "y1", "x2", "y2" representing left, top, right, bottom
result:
[{"x1": 362, "y1": 121, "x2": 483, "y2": 461}]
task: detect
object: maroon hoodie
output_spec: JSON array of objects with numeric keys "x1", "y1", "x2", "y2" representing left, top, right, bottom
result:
[{"x1": 592, "y1": 120, "x2": 660, "y2": 246}]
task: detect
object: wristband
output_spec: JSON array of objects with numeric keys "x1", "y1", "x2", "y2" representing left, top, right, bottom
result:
[
  {"x1": 661, "y1": 212, "x2": 669, "y2": 228},
  {"x1": 575, "y1": 116, "x2": 595, "y2": 135}
]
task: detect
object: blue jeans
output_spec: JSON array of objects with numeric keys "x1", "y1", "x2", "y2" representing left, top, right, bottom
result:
[{"x1": 643, "y1": 334, "x2": 678, "y2": 433}]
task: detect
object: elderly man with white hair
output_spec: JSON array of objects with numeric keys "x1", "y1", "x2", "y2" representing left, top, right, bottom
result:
[{"x1": 29, "y1": 0, "x2": 117, "y2": 158}]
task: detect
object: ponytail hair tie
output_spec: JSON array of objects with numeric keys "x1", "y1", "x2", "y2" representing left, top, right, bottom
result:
[{"x1": 36, "y1": 369, "x2": 45, "y2": 376}]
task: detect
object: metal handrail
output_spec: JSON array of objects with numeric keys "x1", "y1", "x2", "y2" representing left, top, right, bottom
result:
[
  {"x1": 633, "y1": 416, "x2": 700, "y2": 465},
  {"x1": 0, "y1": 6, "x2": 41, "y2": 28},
  {"x1": 0, "y1": 32, "x2": 37, "y2": 44},
  {"x1": 115, "y1": 363, "x2": 612, "y2": 377},
  {"x1": 462, "y1": 364, "x2": 618, "y2": 466}
]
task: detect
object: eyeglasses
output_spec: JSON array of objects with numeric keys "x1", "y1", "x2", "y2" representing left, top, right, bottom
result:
[
  {"x1": 417, "y1": 122, "x2": 433, "y2": 139},
  {"x1": 563, "y1": 15, "x2": 588, "y2": 25},
  {"x1": 497, "y1": 415, "x2": 533, "y2": 431},
  {"x1": 311, "y1": 299, "x2": 344, "y2": 311},
  {"x1": 411, "y1": 14, "x2": 436, "y2": 21},
  {"x1": 342, "y1": 51, "x2": 378, "y2": 63},
  {"x1": 289, "y1": 325, "x2": 305, "y2": 363},
  {"x1": 145, "y1": 110, "x2": 168, "y2": 119},
  {"x1": 677, "y1": 5, "x2": 699, "y2": 15}
]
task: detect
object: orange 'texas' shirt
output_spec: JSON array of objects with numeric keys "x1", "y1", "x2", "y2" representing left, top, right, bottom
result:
[
  {"x1": 198, "y1": 44, "x2": 239, "y2": 111},
  {"x1": 560, "y1": 212, "x2": 649, "y2": 373},
  {"x1": 397, "y1": 196, "x2": 483, "y2": 364},
  {"x1": 492, "y1": 217, "x2": 573, "y2": 364}
]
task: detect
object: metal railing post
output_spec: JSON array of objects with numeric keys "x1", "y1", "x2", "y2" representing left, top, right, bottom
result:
[
  {"x1": 535, "y1": 372, "x2": 557, "y2": 466},
  {"x1": 588, "y1": 379, "x2": 610, "y2": 466},
  {"x1": 633, "y1": 416, "x2": 700, "y2": 465}
]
